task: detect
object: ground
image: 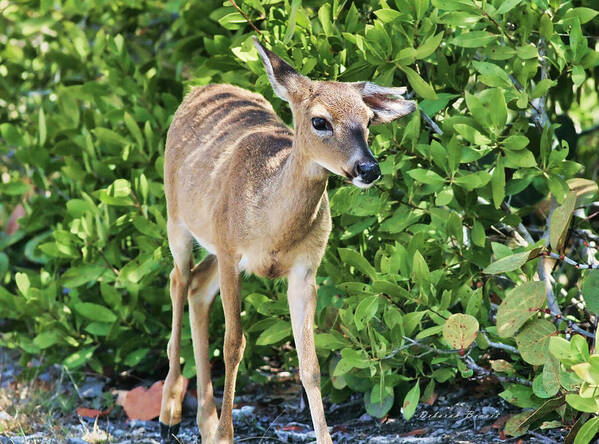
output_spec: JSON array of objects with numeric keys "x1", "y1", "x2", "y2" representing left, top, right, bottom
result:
[{"x1": 0, "y1": 348, "x2": 567, "y2": 443}]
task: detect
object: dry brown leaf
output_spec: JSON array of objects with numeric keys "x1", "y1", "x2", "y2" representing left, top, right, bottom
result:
[
  {"x1": 76, "y1": 407, "x2": 108, "y2": 418},
  {"x1": 122, "y1": 378, "x2": 188, "y2": 421}
]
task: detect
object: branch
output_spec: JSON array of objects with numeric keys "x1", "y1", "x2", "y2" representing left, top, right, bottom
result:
[
  {"x1": 481, "y1": 332, "x2": 520, "y2": 355},
  {"x1": 545, "y1": 251, "x2": 599, "y2": 270},
  {"x1": 230, "y1": 0, "x2": 263, "y2": 36},
  {"x1": 532, "y1": 38, "x2": 550, "y2": 131},
  {"x1": 464, "y1": 356, "x2": 532, "y2": 387},
  {"x1": 420, "y1": 109, "x2": 443, "y2": 135}
]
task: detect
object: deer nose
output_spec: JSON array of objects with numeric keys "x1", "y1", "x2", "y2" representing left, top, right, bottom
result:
[{"x1": 355, "y1": 161, "x2": 381, "y2": 184}]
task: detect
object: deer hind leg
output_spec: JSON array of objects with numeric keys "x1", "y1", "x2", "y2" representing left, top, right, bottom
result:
[
  {"x1": 287, "y1": 265, "x2": 332, "y2": 444},
  {"x1": 188, "y1": 254, "x2": 219, "y2": 443},
  {"x1": 160, "y1": 223, "x2": 192, "y2": 443},
  {"x1": 215, "y1": 255, "x2": 245, "y2": 444}
]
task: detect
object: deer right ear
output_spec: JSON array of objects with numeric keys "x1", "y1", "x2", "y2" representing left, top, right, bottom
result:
[{"x1": 253, "y1": 37, "x2": 308, "y2": 102}]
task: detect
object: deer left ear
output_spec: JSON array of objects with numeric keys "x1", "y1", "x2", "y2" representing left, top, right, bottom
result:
[
  {"x1": 353, "y1": 82, "x2": 417, "y2": 124},
  {"x1": 253, "y1": 37, "x2": 309, "y2": 102}
]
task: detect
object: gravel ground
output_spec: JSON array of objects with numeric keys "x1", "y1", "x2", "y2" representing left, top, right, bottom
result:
[{"x1": 0, "y1": 348, "x2": 568, "y2": 443}]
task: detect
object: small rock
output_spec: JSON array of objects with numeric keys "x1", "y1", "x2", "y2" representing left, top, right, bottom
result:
[
  {"x1": 275, "y1": 428, "x2": 316, "y2": 443},
  {"x1": 232, "y1": 405, "x2": 255, "y2": 421},
  {"x1": 66, "y1": 438, "x2": 88, "y2": 444},
  {"x1": 0, "y1": 411, "x2": 12, "y2": 421},
  {"x1": 359, "y1": 413, "x2": 372, "y2": 422},
  {"x1": 79, "y1": 377, "x2": 105, "y2": 399},
  {"x1": 481, "y1": 406, "x2": 500, "y2": 417}
]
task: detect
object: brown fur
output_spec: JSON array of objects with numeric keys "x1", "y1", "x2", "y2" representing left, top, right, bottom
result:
[{"x1": 159, "y1": 39, "x2": 415, "y2": 444}]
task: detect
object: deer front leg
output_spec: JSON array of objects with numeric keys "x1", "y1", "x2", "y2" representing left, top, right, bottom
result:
[
  {"x1": 215, "y1": 256, "x2": 245, "y2": 444},
  {"x1": 288, "y1": 265, "x2": 332, "y2": 444},
  {"x1": 188, "y1": 255, "x2": 220, "y2": 443},
  {"x1": 159, "y1": 264, "x2": 190, "y2": 443}
]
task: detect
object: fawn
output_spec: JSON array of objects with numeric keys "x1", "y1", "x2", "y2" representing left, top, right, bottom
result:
[{"x1": 159, "y1": 37, "x2": 416, "y2": 443}]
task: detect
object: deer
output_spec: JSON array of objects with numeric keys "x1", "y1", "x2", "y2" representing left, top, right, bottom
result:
[{"x1": 159, "y1": 36, "x2": 416, "y2": 444}]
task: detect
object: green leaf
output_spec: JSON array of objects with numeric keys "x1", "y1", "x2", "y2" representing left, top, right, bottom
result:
[
  {"x1": 454, "y1": 171, "x2": 491, "y2": 191},
  {"x1": 255, "y1": 320, "x2": 292, "y2": 345},
  {"x1": 62, "y1": 264, "x2": 105, "y2": 288},
  {"x1": 496, "y1": 0, "x2": 522, "y2": 14},
  {"x1": 540, "y1": 13, "x2": 553, "y2": 40},
  {"x1": 542, "y1": 355, "x2": 561, "y2": 397},
  {"x1": 566, "y1": 394, "x2": 599, "y2": 413},
  {"x1": 414, "y1": 31, "x2": 444, "y2": 59},
  {"x1": 338, "y1": 248, "x2": 377, "y2": 280},
  {"x1": 398, "y1": 65, "x2": 437, "y2": 100},
  {"x1": 374, "y1": 8, "x2": 401, "y2": 23},
  {"x1": 74, "y1": 302, "x2": 117, "y2": 323},
  {"x1": 453, "y1": 124, "x2": 491, "y2": 145},
  {"x1": 564, "y1": 7, "x2": 599, "y2": 24},
  {"x1": 502, "y1": 135, "x2": 529, "y2": 150},
  {"x1": 401, "y1": 380, "x2": 420, "y2": 420},
  {"x1": 354, "y1": 295, "x2": 379, "y2": 331},
  {"x1": 124, "y1": 112, "x2": 144, "y2": 148},
  {"x1": 407, "y1": 168, "x2": 445, "y2": 185},
  {"x1": 491, "y1": 155, "x2": 505, "y2": 209},
  {"x1": 549, "y1": 191, "x2": 577, "y2": 251},
  {"x1": 449, "y1": 31, "x2": 498, "y2": 48},
  {"x1": 412, "y1": 250, "x2": 430, "y2": 284},
  {"x1": 504, "y1": 411, "x2": 530, "y2": 437},
  {"x1": 365, "y1": 388, "x2": 394, "y2": 418},
  {"x1": 582, "y1": 270, "x2": 599, "y2": 315},
  {"x1": 572, "y1": 65, "x2": 586, "y2": 87},
  {"x1": 471, "y1": 220, "x2": 486, "y2": 247},
  {"x1": 574, "y1": 417, "x2": 599, "y2": 444},
  {"x1": 517, "y1": 44, "x2": 538, "y2": 59},
  {"x1": 532, "y1": 79, "x2": 557, "y2": 99},
  {"x1": 472, "y1": 61, "x2": 512, "y2": 88},
  {"x1": 93, "y1": 127, "x2": 129, "y2": 147},
  {"x1": 515, "y1": 319, "x2": 556, "y2": 365},
  {"x1": 443, "y1": 313, "x2": 479, "y2": 350},
  {"x1": 496, "y1": 281, "x2": 546, "y2": 338},
  {"x1": 34, "y1": 331, "x2": 60, "y2": 349},
  {"x1": 484, "y1": 250, "x2": 532, "y2": 274}
]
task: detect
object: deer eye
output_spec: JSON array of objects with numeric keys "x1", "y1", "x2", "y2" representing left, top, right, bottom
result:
[{"x1": 311, "y1": 117, "x2": 332, "y2": 132}]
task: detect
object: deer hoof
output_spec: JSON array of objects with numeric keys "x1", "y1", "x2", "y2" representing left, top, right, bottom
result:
[{"x1": 159, "y1": 421, "x2": 180, "y2": 444}]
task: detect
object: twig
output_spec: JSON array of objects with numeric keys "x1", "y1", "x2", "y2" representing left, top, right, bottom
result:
[
  {"x1": 532, "y1": 38, "x2": 550, "y2": 130},
  {"x1": 544, "y1": 310, "x2": 594, "y2": 338},
  {"x1": 481, "y1": 332, "x2": 519, "y2": 355},
  {"x1": 420, "y1": 109, "x2": 443, "y2": 135},
  {"x1": 464, "y1": 356, "x2": 532, "y2": 387},
  {"x1": 527, "y1": 430, "x2": 561, "y2": 444},
  {"x1": 230, "y1": 0, "x2": 263, "y2": 35},
  {"x1": 402, "y1": 336, "x2": 465, "y2": 354},
  {"x1": 545, "y1": 251, "x2": 599, "y2": 270}
]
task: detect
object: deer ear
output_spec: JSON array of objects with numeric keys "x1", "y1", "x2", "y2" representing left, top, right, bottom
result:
[
  {"x1": 353, "y1": 82, "x2": 417, "y2": 124},
  {"x1": 253, "y1": 37, "x2": 308, "y2": 102}
]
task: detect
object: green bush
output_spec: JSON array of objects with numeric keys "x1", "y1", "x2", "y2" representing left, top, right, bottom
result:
[{"x1": 1, "y1": 0, "x2": 599, "y2": 439}]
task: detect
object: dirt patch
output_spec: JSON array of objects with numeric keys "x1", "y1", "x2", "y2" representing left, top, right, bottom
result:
[{"x1": 0, "y1": 348, "x2": 566, "y2": 443}]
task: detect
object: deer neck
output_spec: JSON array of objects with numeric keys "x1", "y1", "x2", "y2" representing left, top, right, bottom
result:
[{"x1": 268, "y1": 134, "x2": 328, "y2": 231}]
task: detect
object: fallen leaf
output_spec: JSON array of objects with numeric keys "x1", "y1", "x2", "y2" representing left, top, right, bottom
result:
[
  {"x1": 482, "y1": 414, "x2": 511, "y2": 433},
  {"x1": 76, "y1": 407, "x2": 108, "y2": 418},
  {"x1": 282, "y1": 425, "x2": 305, "y2": 432},
  {"x1": 123, "y1": 381, "x2": 164, "y2": 421},
  {"x1": 332, "y1": 425, "x2": 347, "y2": 433},
  {"x1": 121, "y1": 378, "x2": 188, "y2": 421},
  {"x1": 401, "y1": 428, "x2": 427, "y2": 437}
]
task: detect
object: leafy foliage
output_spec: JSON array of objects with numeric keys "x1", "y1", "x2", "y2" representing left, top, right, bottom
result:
[{"x1": 1, "y1": 0, "x2": 599, "y2": 439}]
